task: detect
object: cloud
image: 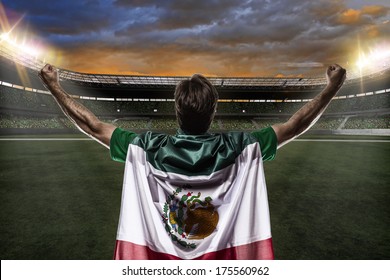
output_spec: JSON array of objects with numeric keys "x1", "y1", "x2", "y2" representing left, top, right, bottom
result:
[
  {"x1": 114, "y1": 0, "x2": 242, "y2": 31},
  {"x1": 2, "y1": 0, "x2": 390, "y2": 77},
  {"x1": 3, "y1": 0, "x2": 119, "y2": 36},
  {"x1": 337, "y1": 8, "x2": 365, "y2": 25},
  {"x1": 335, "y1": 5, "x2": 390, "y2": 25},
  {"x1": 361, "y1": 5, "x2": 390, "y2": 17}
]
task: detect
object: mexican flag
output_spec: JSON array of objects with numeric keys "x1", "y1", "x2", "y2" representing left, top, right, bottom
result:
[{"x1": 113, "y1": 131, "x2": 274, "y2": 260}]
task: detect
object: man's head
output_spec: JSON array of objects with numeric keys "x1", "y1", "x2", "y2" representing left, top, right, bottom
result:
[{"x1": 174, "y1": 74, "x2": 218, "y2": 134}]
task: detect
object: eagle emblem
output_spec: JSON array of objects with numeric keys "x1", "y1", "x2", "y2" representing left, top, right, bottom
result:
[{"x1": 161, "y1": 185, "x2": 219, "y2": 249}]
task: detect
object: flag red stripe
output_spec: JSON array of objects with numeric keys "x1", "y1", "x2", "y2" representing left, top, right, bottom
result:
[{"x1": 114, "y1": 238, "x2": 274, "y2": 260}]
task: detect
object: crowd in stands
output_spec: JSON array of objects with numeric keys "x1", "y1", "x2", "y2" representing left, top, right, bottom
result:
[
  {"x1": 81, "y1": 99, "x2": 117, "y2": 115},
  {"x1": 343, "y1": 116, "x2": 389, "y2": 129},
  {"x1": 1, "y1": 113, "x2": 389, "y2": 131},
  {"x1": 220, "y1": 119, "x2": 257, "y2": 130},
  {"x1": 114, "y1": 119, "x2": 150, "y2": 130},
  {"x1": 1, "y1": 84, "x2": 389, "y2": 131},
  {"x1": 326, "y1": 94, "x2": 389, "y2": 113},
  {"x1": 150, "y1": 118, "x2": 177, "y2": 130},
  {"x1": 0, "y1": 114, "x2": 64, "y2": 129},
  {"x1": 0, "y1": 85, "x2": 62, "y2": 114},
  {"x1": 311, "y1": 118, "x2": 345, "y2": 130},
  {"x1": 252, "y1": 118, "x2": 281, "y2": 128}
]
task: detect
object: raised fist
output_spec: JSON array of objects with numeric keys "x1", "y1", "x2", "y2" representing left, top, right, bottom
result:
[
  {"x1": 39, "y1": 64, "x2": 59, "y2": 88},
  {"x1": 326, "y1": 64, "x2": 346, "y2": 89}
]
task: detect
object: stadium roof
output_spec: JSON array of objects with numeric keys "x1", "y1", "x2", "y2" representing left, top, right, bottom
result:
[{"x1": 1, "y1": 40, "x2": 390, "y2": 90}]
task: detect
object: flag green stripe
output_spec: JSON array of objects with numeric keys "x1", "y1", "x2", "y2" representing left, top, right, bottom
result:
[{"x1": 132, "y1": 131, "x2": 256, "y2": 176}]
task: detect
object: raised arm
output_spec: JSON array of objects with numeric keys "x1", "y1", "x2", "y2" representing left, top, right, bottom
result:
[
  {"x1": 272, "y1": 64, "x2": 346, "y2": 148},
  {"x1": 39, "y1": 64, "x2": 116, "y2": 148}
]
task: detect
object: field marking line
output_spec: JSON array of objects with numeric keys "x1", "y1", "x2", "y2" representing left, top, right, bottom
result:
[{"x1": 0, "y1": 138, "x2": 389, "y2": 143}]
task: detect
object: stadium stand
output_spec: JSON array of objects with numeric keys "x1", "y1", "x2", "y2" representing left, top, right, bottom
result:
[
  {"x1": 343, "y1": 116, "x2": 389, "y2": 129},
  {"x1": 1, "y1": 45, "x2": 389, "y2": 134},
  {"x1": 150, "y1": 118, "x2": 178, "y2": 130},
  {"x1": 114, "y1": 118, "x2": 151, "y2": 130},
  {"x1": 311, "y1": 118, "x2": 345, "y2": 130},
  {"x1": 220, "y1": 119, "x2": 258, "y2": 130},
  {"x1": 0, "y1": 114, "x2": 65, "y2": 129},
  {"x1": 1, "y1": 82, "x2": 389, "y2": 132}
]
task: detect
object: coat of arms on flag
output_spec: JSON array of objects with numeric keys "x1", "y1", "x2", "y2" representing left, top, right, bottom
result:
[{"x1": 162, "y1": 185, "x2": 219, "y2": 249}]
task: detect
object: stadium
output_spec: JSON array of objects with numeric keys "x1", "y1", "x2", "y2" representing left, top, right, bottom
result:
[{"x1": 1, "y1": 32, "x2": 389, "y2": 260}]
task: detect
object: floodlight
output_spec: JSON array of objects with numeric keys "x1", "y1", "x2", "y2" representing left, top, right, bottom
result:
[
  {"x1": 356, "y1": 45, "x2": 390, "y2": 72},
  {"x1": 0, "y1": 32, "x2": 10, "y2": 40},
  {"x1": 0, "y1": 31, "x2": 41, "y2": 58}
]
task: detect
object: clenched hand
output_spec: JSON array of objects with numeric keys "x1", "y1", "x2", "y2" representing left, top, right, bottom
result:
[
  {"x1": 38, "y1": 64, "x2": 59, "y2": 89},
  {"x1": 326, "y1": 64, "x2": 346, "y2": 90}
]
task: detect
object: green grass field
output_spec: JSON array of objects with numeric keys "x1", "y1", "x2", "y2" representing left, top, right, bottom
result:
[{"x1": 0, "y1": 134, "x2": 389, "y2": 259}]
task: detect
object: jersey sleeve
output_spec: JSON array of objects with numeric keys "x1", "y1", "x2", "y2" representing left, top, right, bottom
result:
[
  {"x1": 109, "y1": 127, "x2": 138, "y2": 162},
  {"x1": 251, "y1": 126, "x2": 277, "y2": 161}
]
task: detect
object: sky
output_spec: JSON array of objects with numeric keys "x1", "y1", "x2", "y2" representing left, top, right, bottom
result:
[{"x1": 1, "y1": 0, "x2": 389, "y2": 77}]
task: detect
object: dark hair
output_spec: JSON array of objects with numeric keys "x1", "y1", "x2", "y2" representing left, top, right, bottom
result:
[{"x1": 174, "y1": 74, "x2": 218, "y2": 134}]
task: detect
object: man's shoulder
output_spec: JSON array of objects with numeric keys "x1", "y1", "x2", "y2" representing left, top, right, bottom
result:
[
  {"x1": 220, "y1": 130, "x2": 258, "y2": 143},
  {"x1": 132, "y1": 130, "x2": 170, "y2": 146}
]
